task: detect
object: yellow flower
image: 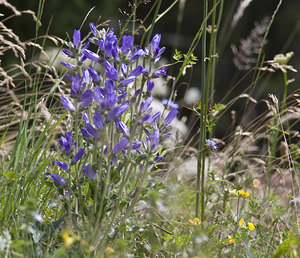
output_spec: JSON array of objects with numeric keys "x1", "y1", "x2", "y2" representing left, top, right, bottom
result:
[
  {"x1": 62, "y1": 229, "x2": 76, "y2": 248},
  {"x1": 231, "y1": 189, "x2": 249, "y2": 198},
  {"x1": 248, "y1": 222, "x2": 255, "y2": 231},
  {"x1": 228, "y1": 235, "x2": 235, "y2": 244},
  {"x1": 253, "y1": 179, "x2": 260, "y2": 189},
  {"x1": 188, "y1": 217, "x2": 201, "y2": 226},
  {"x1": 105, "y1": 246, "x2": 115, "y2": 254},
  {"x1": 238, "y1": 219, "x2": 244, "y2": 227}
]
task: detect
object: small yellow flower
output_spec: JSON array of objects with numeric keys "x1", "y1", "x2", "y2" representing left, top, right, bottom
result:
[
  {"x1": 105, "y1": 246, "x2": 115, "y2": 254},
  {"x1": 62, "y1": 229, "x2": 76, "y2": 248},
  {"x1": 238, "y1": 219, "x2": 244, "y2": 227},
  {"x1": 248, "y1": 222, "x2": 255, "y2": 231},
  {"x1": 231, "y1": 189, "x2": 249, "y2": 198},
  {"x1": 228, "y1": 235, "x2": 235, "y2": 244},
  {"x1": 253, "y1": 179, "x2": 260, "y2": 189},
  {"x1": 188, "y1": 217, "x2": 200, "y2": 226}
]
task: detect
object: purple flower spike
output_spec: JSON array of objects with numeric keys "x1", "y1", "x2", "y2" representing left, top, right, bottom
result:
[
  {"x1": 50, "y1": 173, "x2": 67, "y2": 186},
  {"x1": 73, "y1": 29, "x2": 81, "y2": 48},
  {"x1": 147, "y1": 79, "x2": 154, "y2": 93},
  {"x1": 113, "y1": 138, "x2": 129, "y2": 154},
  {"x1": 83, "y1": 49, "x2": 100, "y2": 62},
  {"x1": 103, "y1": 61, "x2": 118, "y2": 80},
  {"x1": 150, "y1": 129, "x2": 160, "y2": 150},
  {"x1": 71, "y1": 148, "x2": 85, "y2": 165},
  {"x1": 115, "y1": 119, "x2": 130, "y2": 137},
  {"x1": 61, "y1": 96, "x2": 75, "y2": 112},
  {"x1": 82, "y1": 164, "x2": 96, "y2": 179},
  {"x1": 54, "y1": 161, "x2": 70, "y2": 171},
  {"x1": 164, "y1": 108, "x2": 179, "y2": 124},
  {"x1": 121, "y1": 35, "x2": 134, "y2": 53},
  {"x1": 93, "y1": 111, "x2": 104, "y2": 129}
]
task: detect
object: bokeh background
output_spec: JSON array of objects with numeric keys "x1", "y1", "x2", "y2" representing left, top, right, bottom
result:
[{"x1": 2, "y1": 0, "x2": 300, "y2": 138}]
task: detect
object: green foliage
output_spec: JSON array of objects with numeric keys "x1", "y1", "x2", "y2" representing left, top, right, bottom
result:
[{"x1": 0, "y1": 0, "x2": 299, "y2": 257}]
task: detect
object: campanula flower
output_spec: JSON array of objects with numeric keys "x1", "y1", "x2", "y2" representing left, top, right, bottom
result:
[
  {"x1": 72, "y1": 29, "x2": 81, "y2": 48},
  {"x1": 61, "y1": 96, "x2": 75, "y2": 112},
  {"x1": 50, "y1": 173, "x2": 67, "y2": 186},
  {"x1": 121, "y1": 35, "x2": 134, "y2": 53},
  {"x1": 103, "y1": 61, "x2": 118, "y2": 80},
  {"x1": 83, "y1": 49, "x2": 101, "y2": 62},
  {"x1": 93, "y1": 111, "x2": 104, "y2": 129},
  {"x1": 61, "y1": 62, "x2": 76, "y2": 70},
  {"x1": 150, "y1": 129, "x2": 160, "y2": 150},
  {"x1": 206, "y1": 139, "x2": 218, "y2": 151},
  {"x1": 147, "y1": 79, "x2": 155, "y2": 93},
  {"x1": 113, "y1": 138, "x2": 129, "y2": 154},
  {"x1": 89, "y1": 22, "x2": 98, "y2": 37},
  {"x1": 80, "y1": 89, "x2": 94, "y2": 108},
  {"x1": 54, "y1": 161, "x2": 70, "y2": 171},
  {"x1": 71, "y1": 148, "x2": 85, "y2": 165},
  {"x1": 161, "y1": 99, "x2": 179, "y2": 109},
  {"x1": 59, "y1": 131, "x2": 73, "y2": 153},
  {"x1": 152, "y1": 66, "x2": 167, "y2": 77},
  {"x1": 82, "y1": 164, "x2": 96, "y2": 179},
  {"x1": 115, "y1": 118, "x2": 130, "y2": 137},
  {"x1": 164, "y1": 108, "x2": 179, "y2": 124},
  {"x1": 88, "y1": 65, "x2": 101, "y2": 83}
]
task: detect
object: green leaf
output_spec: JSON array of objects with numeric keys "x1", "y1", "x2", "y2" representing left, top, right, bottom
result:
[{"x1": 273, "y1": 235, "x2": 300, "y2": 258}]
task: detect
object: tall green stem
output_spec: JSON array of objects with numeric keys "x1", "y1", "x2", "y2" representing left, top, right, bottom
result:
[{"x1": 196, "y1": 0, "x2": 217, "y2": 221}]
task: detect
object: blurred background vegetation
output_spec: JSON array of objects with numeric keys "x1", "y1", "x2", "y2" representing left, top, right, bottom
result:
[{"x1": 1, "y1": 0, "x2": 299, "y2": 138}]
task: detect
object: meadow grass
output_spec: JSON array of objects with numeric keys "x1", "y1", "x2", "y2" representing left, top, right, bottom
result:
[{"x1": 0, "y1": 0, "x2": 299, "y2": 257}]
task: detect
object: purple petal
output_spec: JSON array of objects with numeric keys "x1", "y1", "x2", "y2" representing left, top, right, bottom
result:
[
  {"x1": 93, "y1": 111, "x2": 104, "y2": 129},
  {"x1": 121, "y1": 35, "x2": 134, "y2": 53},
  {"x1": 71, "y1": 148, "x2": 85, "y2": 165},
  {"x1": 89, "y1": 22, "x2": 98, "y2": 36},
  {"x1": 147, "y1": 79, "x2": 155, "y2": 93},
  {"x1": 50, "y1": 173, "x2": 67, "y2": 186},
  {"x1": 150, "y1": 129, "x2": 160, "y2": 150},
  {"x1": 83, "y1": 49, "x2": 100, "y2": 62},
  {"x1": 61, "y1": 62, "x2": 76, "y2": 70},
  {"x1": 164, "y1": 108, "x2": 179, "y2": 124},
  {"x1": 82, "y1": 164, "x2": 96, "y2": 179},
  {"x1": 54, "y1": 161, "x2": 70, "y2": 171},
  {"x1": 113, "y1": 138, "x2": 129, "y2": 154},
  {"x1": 115, "y1": 119, "x2": 130, "y2": 137},
  {"x1": 61, "y1": 96, "x2": 75, "y2": 112},
  {"x1": 73, "y1": 29, "x2": 81, "y2": 48}
]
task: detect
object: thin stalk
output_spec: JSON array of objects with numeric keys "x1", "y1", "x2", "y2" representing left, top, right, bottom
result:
[
  {"x1": 196, "y1": 0, "x2": 208, "y2": 220},
  {"x1": 196, "y1": 0, "x2": 217, "y2": 221}
]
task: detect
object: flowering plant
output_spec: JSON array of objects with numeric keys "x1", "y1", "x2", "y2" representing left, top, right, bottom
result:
[{"x1": 49, "y1": 24, "x2": 179, "y2": 249}]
